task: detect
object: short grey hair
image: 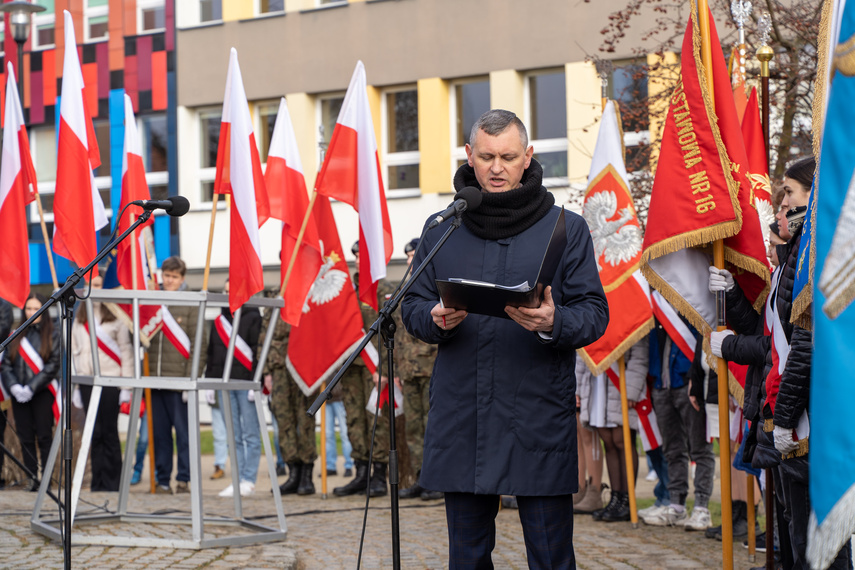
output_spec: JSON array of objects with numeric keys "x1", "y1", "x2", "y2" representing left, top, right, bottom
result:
[{"x1": 469, "y1": 109, "x2": 529, "y2": 149}]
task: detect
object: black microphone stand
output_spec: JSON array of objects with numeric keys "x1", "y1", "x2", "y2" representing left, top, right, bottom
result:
[
  {"x1": 0, "y1": 208, "x2": 153, "y2": 570},
  {"x1": 307, "y1": 213, "x2": 464, "y2": 570}
]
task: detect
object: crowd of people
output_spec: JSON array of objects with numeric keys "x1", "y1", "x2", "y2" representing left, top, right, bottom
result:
[{"x1": 0, "y1": 109, "x2": 849, "y2": 570}]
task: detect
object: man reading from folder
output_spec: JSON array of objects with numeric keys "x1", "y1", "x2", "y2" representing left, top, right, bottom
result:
[{"x1": 402, "y1": 109, "x2": 608, "y2": 569}]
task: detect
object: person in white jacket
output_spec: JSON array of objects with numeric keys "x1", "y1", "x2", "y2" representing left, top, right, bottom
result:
[
  {"x1": 71, "y1": 275, "x2": 134, "y2": 491},
  {"x1": 575, "y1": 337, "x2": 649, "y2": 522}
]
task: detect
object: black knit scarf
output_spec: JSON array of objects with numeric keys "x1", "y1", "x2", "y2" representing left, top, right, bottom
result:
[{"x1": 452, "y1": 159, "x2": 555, "y2": 240}]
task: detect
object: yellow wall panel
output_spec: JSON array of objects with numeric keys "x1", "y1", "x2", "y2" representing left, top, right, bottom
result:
[
  {"x1": 647, "y1": 51, "x2": 678, "y2": 175},
  {"x1": 566, "y1": 61, "x2": 600, "y2": 186},
  {"x1": 223, "y1": 0, "x2": 255, "y2": 22},
  {"x1": 489, "y1": 69, "x2": 524, "y2": 116},
  {"x1": 417, "y1": 78, "x2": 451, "y2": 194},
  {"x1": 286, "y1": 93, "x2": 319, "y2": 190}
]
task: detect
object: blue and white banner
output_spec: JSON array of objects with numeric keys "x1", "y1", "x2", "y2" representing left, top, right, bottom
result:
[{"x1": 808, "y1": 2, "x2": 855, "y2": 569}]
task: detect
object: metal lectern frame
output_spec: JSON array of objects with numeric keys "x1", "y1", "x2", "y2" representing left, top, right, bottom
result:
[{"x1": 30, "y1": 289, "x2": 287, "y2": 549}]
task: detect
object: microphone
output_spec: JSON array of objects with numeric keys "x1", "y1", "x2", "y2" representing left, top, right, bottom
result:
[
  {"x1": 131, "y1": 196, "x2": 191, "y2": 217},
  {"x1": 427, "y1": 186, "x2": 482, "y2": 229}
]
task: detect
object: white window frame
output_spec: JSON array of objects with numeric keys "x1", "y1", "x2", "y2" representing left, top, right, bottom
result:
[
  {"x1": 380, "y1": 85, "x2": 420, "y2": 198},
  {"x1": 31, "y1": 5, "x2": 55, "y2": 50},
  {"x1": 84, "y1": 0, "x2": 109, "y2": 42},
  {"x1": 449, "y1": 77, "x2": 490, "y2": 176},
  {"x1": 199, "y1": 0, "x2": 223, "y2": 24},
  {"x1": 138, "y1": 113, "x2": 169, "y2": 185},
  {"x1": 256, "y1": 0, "x2": 285, "y2": 15},
  {"x1": 138, "y1": 0, "x2": 166, "y2": 34},
  {"x1": 197, "y1": 106, "x2": 221, "y2": 206},
  {"x1": 315, "y1": 0, "x2": 347, "y2": 7},
  {"x1": 315, "y1": 92, "x2": 345, "y2": 167},
  {"x1": 523, "y1": 69, "x2": 569, "y2": 188}
]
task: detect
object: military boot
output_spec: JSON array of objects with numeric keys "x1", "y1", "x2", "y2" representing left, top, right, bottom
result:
[
  {"x1": 279, "y1": 463, "x2": 301, "y2": 495},
  {"x1": 297, "y1": 463, "x2": 315, "y2": 495},
  {"x1": 333, "y1": 460, "x2": 369, "y2": 496},
  {"x1": 368, "y1": 462, "x2": 388, "y2": 497}
]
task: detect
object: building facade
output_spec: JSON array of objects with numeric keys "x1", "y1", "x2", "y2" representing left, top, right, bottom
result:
[{"x1": 11, "y1": 0, "x2": 668, "y2": 288}]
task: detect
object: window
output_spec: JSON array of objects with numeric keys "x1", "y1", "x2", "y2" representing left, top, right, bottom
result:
[
  {"x1": 318, "y1": 95, "x2": 344, "y2": 164},
  {"x1": 32, "y1": 126, "x2": 57, "y2": 183},
  {"x1": 32, "y1": 0, "x2": 55, "y2": 50},
  {"x1": 258, "y1": 0, "x2": 284, "y2": 14},
  {"x1": 200, "y1": 0, "x2": 222, "y2": 23},
  {"x1": 199, "y1": 108, "x2": 221, "y2": 202},
  {"x1": 85, "y1": 0, "x2": 108, "y2": 42},
  {"x1": 138, "y1": 0, "x2": 166, "y2": 33},
  {"x1": 92, "y1": 120, "x2": 111, "y2": 178},
  {"x1": 450, "y1": 78, "x2": 490, "y2": 170},
  {"x1": 382, "y1": 88, "x2": 419, "y2": 194},
  {"x1": 139, "y1": 113, "x2": 168, "y2": 173},
  {"x1": 317, "y1": 0, "x2": 346, "y2": 6},
  {"x1": 526, "y1": 69, "x2": 568, "y2": 185},
  {"x1": 255, "y1": 103, "x2": 279, "y2": 164},
  {"x1": 610, "y1": 61, "x2": 650, "y2": 171}
]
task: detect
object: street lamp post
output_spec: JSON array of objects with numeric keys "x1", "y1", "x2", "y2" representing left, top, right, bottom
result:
[{"x1": 0, "y1": 1, "x2": 46, "y2": 101}]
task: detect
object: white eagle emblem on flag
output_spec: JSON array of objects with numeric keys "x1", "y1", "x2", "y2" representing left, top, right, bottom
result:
[
  {"x1": 303, "y1": 247, "x2": 348, "y2": 313},
  {"x1": 583, "y1": 190, "x2": 643, "y2": 270}
]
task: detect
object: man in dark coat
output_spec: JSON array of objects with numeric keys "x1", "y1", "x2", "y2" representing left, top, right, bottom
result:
[{"x1": 401, "y1": 109, "x2": 608, "y2": 569}]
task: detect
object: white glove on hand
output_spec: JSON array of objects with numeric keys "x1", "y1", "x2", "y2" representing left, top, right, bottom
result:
[
  {"x1": 72, "y1": 387, "x2": 84, "y2": 409},
  {"x1": 708, "y1": 266, "x2": 736, "y2": 293},
  {"x1": 205, "y1": 390, "x2": 216, "y2": 405},
  {"x1": 247, "y1": 390, "x2": 255, "y2": 403},
  {"x1": 18, "y1": 385, "x2": 33, "y2": 403},
  {"x1": 119, "y1": 389, "x2": 132, "y2": 405},
  {"x1": 9, "y1": 384, "x2": 24, "y2": 402},
  {"x1": 181, "y1": 390, "x2": 188, "y2": 404},
  {"x1": 773, "y1": 425, "x2": 800, "y2": 454},
  {"x1": 710, "y1": 330, "x2": 735, "y2": 358}
]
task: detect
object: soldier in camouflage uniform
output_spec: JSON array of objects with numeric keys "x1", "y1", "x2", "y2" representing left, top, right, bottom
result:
[
  {"x1": 260, "y1": 304, "x2": 317, "y2": 495},
  {"x1": 396, "y1": 239, "x2": 441, "y2": 500},
  {"x1": 333, "y1": 242, "x2": 395, "y2": 498}
]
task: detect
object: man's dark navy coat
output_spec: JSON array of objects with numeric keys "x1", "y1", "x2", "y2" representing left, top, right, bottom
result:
[{"x1": 401, "y1": 205, "x2": 608, "y2": 496}]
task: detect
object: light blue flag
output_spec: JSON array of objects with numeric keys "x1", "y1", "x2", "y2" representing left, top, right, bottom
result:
[
  {"x1": 791, "y1": 178, "x2": 816, "y2": 327},
  {"x1": 808, "y1": 3, "x2": 855, "y2": 568}
]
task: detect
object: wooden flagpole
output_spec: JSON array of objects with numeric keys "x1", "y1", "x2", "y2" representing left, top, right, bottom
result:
[
  {"x1": 698, "y1": 1, "x2": 734, "y2": 567},
  {"x1": 617, "y1": 356, "x2": 638, "y2": 527},
  {"x1": 278, "y1": 190, "x2": 318, "y2": 298},
  {"x1": 202, "y1": 194, "x2": 219, "y2": 292},
  {"x1": 35, "y1": 194, "x2": 59, "y2": 289}
]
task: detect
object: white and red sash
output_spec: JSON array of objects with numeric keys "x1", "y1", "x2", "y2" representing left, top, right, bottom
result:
[
  {"x1": 161, "y1": 306, "x2": 190, "y2": 359},
  {"x1": 214, "y1": 314, "x2": 254, "y2": 371},
  {"x1": 19, "y1": 337, "x2": 61, "y2": 421},
  {"x1": 763, "y1": 266, "x2": 809, "y2": 443},
  {"x1": 605, "y1": 364, "x2": 662, "y2": 451},
  {"x1": 366, "y1": 384, "x2": 404, "y2": 417},
  {"x1": 360, "y1": 337, "x2": 380, "y2": 375},
  {"x1": 651, "y1": 290, "x2": 695, "y2": 361},
  {"x1": 84, "y1": 321, "x2": 122, "y2": 367}
]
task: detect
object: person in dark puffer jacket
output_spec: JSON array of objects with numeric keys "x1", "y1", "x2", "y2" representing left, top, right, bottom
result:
[{"x1": 710, "y1": 157, "x2": 851, "y2": 569}]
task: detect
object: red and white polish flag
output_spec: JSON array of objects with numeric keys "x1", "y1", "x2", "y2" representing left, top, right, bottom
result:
[
  {"x1": 315, "y1": 61, "x2": 393, "y2": 310},
  {"x1": 264, "y1": 98, "x2": 322, "y2": 326},
  {"x1": 0, "y1": 63, "x2": 37, "y2": 308},
  {"x1": 117, "y1": 94, "x2": 154, "y2": 292},
  {"x1": 214, "y1": 48, "x2": 269, "y2": 313},
  {"x1": 52, "y1": 11, "x2": 107, "y2": 275}
]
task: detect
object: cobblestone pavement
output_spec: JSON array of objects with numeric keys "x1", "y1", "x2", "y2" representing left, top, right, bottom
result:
[{"x1": 0, "y1": 453, "x2": 766, "y2": 569}]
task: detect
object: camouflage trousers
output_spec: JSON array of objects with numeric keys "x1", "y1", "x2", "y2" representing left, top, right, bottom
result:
[
  {"x1": 270, "y1": 371, "x2": 317, "y2": 464},
  {"x1": 340, "y1": 366, "x2": 389, "y2": 464},
  {"x1": 402, "y1": 375, "x2": 430, "y2": 474}
]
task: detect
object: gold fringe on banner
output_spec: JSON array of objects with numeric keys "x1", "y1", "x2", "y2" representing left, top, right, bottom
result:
[
  {"x1": 724, "y1": 248, "x2": 772, "y2": 312},
  {"x1": 641, "y1": 259, "x2": 713, "y2": 336},
  {"x1": 578, "y1": 317, "x2": 655, "y2": 377}
]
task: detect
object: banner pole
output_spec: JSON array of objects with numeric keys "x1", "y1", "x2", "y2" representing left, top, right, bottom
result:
[
  {"x1": 319, "y1": 381, "x2": 327, "y2": 497},
  {"x1": 36, "y1": 193, "x2": 59, "y2": 290},
  {"x1": 698, "y1": 1, "x2": 733, "y2": 568},
  {"x1": 278, "y1": 191, "x2": 318, "y2": 298},
  {"x1": 618, "y1": 355, "x2": 638, "y2": 527},
  {"x1": 202, "y1": 194, "x2": 219, "y2": 292}
]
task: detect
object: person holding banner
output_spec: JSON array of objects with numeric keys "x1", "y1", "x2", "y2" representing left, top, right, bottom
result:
[
  {"x1": 1, "y1": 293, "x2": 61, "y2": 491},
  {"x1": 149, "y1": 256, "x2": 206, "y2": 495},
  {"x1": 206, "y1": 278, "x2": 263, "y2": 498},
  {"x1": 402, "y1": 110, "x2": 608, "y2": 568},
  {"x1": 71, "y1": 274, "x2": 134, "y2": 491}
]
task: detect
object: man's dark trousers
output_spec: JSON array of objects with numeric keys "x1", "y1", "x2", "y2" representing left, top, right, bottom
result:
[
  {"x1": 151, "y1": 389, "x2": 190, "y2": 486},
  {"x1": 444, "y1": 492, "x2": 575, "y2": 569}
]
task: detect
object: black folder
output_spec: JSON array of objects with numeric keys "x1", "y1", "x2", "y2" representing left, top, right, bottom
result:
[{"x1": 436, "y1": 208, "x2": 567, "y2": 319}]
